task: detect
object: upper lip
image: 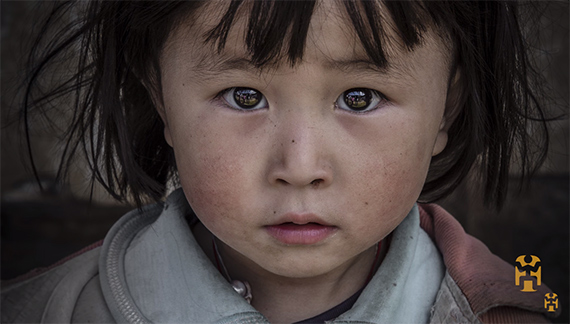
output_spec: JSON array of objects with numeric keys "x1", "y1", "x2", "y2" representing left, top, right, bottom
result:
[{"x1": 269, "y1": 212, "x2": 334, "y2": 226}]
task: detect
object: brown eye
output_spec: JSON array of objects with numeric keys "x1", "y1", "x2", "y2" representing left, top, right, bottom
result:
[
  {"x1": 222, "y1": 87, "x2": 267, "y2": 110},
  {"x1": 336, "y1": 88, "x2": 384, "y2": 112}
]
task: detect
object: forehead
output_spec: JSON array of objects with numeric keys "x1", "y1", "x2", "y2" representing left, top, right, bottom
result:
[{"x1": 162, "y1": 0, "x2": 451, "y2": 79}]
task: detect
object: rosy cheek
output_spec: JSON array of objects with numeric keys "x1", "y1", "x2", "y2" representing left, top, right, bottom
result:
[
  {"x1": 178, "y1": 147, "x2": 246, "y2": 224},
  {"x1": 352, "y1": 139, "x2": 428, "y2": 216}
]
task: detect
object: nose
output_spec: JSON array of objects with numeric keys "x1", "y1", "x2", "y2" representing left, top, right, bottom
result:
[{"x1": 267, "y1": 114, "x2": 333, "y2": 189}]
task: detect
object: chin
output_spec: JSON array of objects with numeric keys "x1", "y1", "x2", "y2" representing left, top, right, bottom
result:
[
  {"x1": 268, "y1": 265, "x2": 330, "y2": 279},
  {"x1": 256, "y1": 253, "x2": 344, "y2": 279}
]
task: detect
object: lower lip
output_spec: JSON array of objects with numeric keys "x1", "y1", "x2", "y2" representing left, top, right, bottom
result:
[{"x1": 265, "y1": 223, "x2": 337, "y2": 245}]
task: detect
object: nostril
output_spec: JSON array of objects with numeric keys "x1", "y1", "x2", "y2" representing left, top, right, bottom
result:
[
  {"x1": 310, "y1": 179, "x2": 323, "y2": 187},
  {"x1": 274, "y1": 178, "x2": 325, "y2": 187}
]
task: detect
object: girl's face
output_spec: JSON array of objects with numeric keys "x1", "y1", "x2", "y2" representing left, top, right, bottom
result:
[{"x1": 158, "y1": 2, "x2": 453, "y2": 279}]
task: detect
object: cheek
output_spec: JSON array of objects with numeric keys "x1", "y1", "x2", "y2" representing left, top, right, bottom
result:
[
  {"x1": 169, "y1": 120, "x2": 251, "y2": 229},
  {"x1": 182, "y1": 153, "x2": 238, "y2": 211},
  {"x1": 342, "y1": 113, "x2": 436, "y2": 181},
  {"x1": 339, "y1": 114, "x2": 438, "y2": 227},
  {"x1": 346, "y1": 161, "x2": 424, "y2": 247},
  {"x1": 353, "y1": 154, "x2": 423, "y2": 220}
]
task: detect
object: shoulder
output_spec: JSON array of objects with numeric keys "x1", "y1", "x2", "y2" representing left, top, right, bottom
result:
[
  {"x1": 1, "y1": 199, "x2": 167, "y2": 324},
  {"x1": 1, "y1": 242, "x2": 102, "y2": 323},
  {"x1": 418, "y1": 203, "x2": 556, "y2": 323}
]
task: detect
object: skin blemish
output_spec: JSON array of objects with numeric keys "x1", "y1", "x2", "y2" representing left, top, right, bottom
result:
[
  {"x1": 292, "y1": 139, "x2": 295, "y2": 143},
  {"x1": 364, "y1": 202, "x2": 369, "y2": 205},
  {"x1": 268, "y1": 117, "x2": 277, "y2": 127}
]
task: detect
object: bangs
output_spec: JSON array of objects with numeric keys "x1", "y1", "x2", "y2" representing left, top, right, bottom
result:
[{"x1": 203, "y1": 0, "x2": 433, "y2": 69}]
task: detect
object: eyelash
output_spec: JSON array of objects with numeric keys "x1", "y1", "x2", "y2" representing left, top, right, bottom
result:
[{"x1": 214, "y1": 87, "x2": 389, "y2": 113}]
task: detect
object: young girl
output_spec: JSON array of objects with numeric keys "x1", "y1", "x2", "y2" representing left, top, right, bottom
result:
[{"x1": 1, "y1": 1, "x2": 560, "y2": 323}]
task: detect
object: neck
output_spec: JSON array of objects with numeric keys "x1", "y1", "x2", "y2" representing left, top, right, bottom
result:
[{"x1": 194, "y1": 223, "x2": 384, "y2": 323}]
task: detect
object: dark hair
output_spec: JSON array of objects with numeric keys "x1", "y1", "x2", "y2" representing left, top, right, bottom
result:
[{"x1": 22, "y1": 0, "x2": 549, "y2": 209}]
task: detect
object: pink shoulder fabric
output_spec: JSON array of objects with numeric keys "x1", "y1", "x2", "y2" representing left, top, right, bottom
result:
[
  {"x1": 2, "y1": 240, "x2": 103, "y2": 285},
  {"x1": 417, "y1": 203, "x2": 558, "y2": 322}
]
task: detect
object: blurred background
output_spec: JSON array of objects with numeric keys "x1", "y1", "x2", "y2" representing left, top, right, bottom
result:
[{"x1": 1, "y1": 1, "x2": 568, "y2": 322}]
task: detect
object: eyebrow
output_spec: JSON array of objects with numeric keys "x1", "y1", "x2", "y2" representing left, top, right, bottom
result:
[
  {"x1": 323, "y1": 58, "x2": 415, "y2": 87},
  {"x1": 192, "y1": 54, "x2": 413, "y2": 84},
  {"x1": 323, "y1": 58, "x2": 408, "y2": 75}
]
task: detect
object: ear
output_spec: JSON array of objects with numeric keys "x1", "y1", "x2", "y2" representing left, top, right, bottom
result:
[
  {"x1": 432, "y1": 68, "x2": 462, "y2": 156},
  {"x1": 156, "y1": 102, "x2": 174, "y2": 148},
  {"x1": 142, "y1": 78, "x2": 174, "y2": 148}
]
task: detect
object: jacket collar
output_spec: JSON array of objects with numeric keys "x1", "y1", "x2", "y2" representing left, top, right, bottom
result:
[
  {"x1": 100, "y1": 189, "x2": 265, "y2": 323},
  {"x1": 336, "y1": 204, "x2": 445, "y2": 323}
]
